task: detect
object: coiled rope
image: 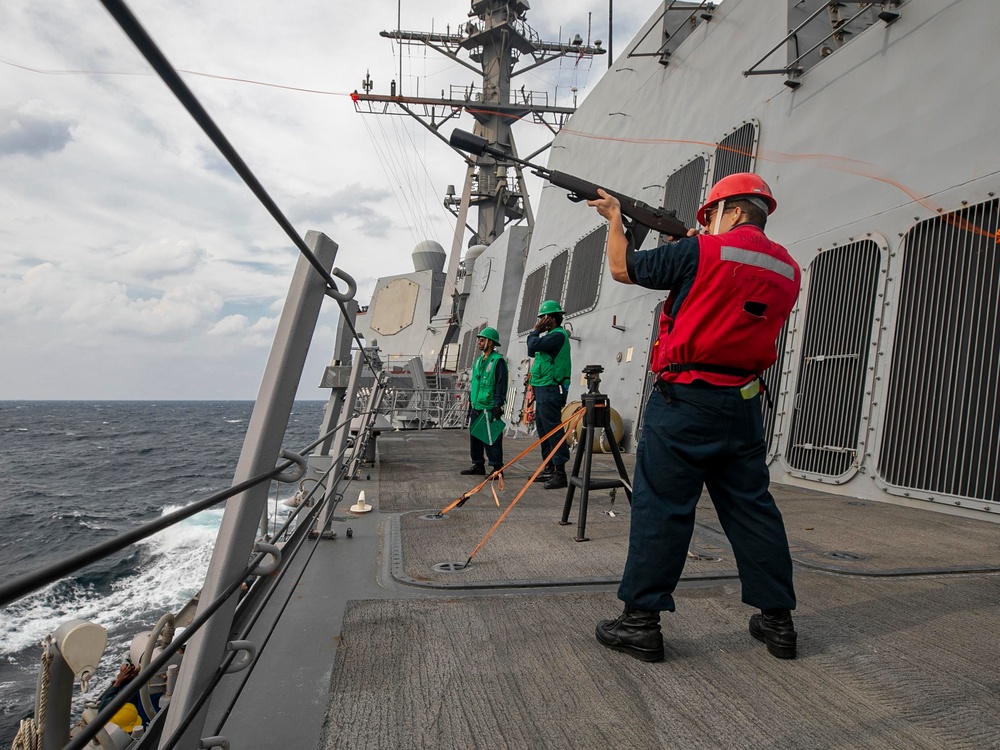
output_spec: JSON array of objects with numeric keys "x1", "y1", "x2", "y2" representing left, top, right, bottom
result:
[{"x1": 10, "y1": 640, "x2": 53, "y2": 750}]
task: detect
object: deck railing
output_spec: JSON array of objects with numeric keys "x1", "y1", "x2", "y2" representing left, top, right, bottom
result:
[{"x1": 0, "y1": 2, "x2": 458, "y2": 748}]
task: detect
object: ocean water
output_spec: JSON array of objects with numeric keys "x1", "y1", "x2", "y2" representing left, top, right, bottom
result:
[{"x1": 0, "y1": 400, "x2": 326, "y2": 745}]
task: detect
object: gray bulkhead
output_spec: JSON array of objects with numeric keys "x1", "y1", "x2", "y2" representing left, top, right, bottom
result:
[
  {"x1": 460, "y1": 227, "x2": 530, "y2": 368},
  {"x1": 497, "y1": 0, "x2": 1000, "y2": 519},
  {"x1": 355, "y1": 267, "x2": 446, "y2": 373}
]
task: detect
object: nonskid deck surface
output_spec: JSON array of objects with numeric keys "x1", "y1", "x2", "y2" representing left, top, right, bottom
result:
[
  {"x1": 384, "y1": 429, "x2": 1000, "y2": 587},
  {"x1": 321, "y1": 429, "x2": 1000, "y2": 750},
  {"x1": 322, "y1": 574, "x2": 1000, "y2": 750}
]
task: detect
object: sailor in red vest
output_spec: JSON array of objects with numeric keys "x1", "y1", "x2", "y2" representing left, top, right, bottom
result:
[{"x1": 587, "y1": 173, "x2": 801, "y2": 662}]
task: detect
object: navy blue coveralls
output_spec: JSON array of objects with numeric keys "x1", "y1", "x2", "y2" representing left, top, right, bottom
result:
[{"x1": 620, "y1": 234, "x2": 797, "y2": 614}]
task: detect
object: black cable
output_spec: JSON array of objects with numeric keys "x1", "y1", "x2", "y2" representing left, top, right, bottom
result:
[
  {"x1": 0, "y1": 459, "x2": 293, "y2": 607},
  {"x1": 156, "y1": 489, "x2": 333, "y2": 750},
  {"x1": 96, "y1": 0, "x2": 342, "y2": 295},
  {"x1": 98, "y1": 0, "x2": 389, "y2": 383},
  {"x1": 64, "y1": 550, "x2": 262, "y2": 750},
  {"x1": 214, "y1": 499, "x2": 334, "y2": 734},
  {"x1": 170, "y1": 422, "x2": 363, "y2": 741}
]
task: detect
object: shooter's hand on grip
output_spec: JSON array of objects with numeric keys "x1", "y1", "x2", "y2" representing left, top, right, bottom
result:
[{"x1": 587, "y1": 188, "x2": 621, "y2": 222}]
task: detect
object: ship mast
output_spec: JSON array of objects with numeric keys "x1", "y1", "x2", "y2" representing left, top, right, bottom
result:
[{"x1": 353, "y1": 0, "x2": 604, "y2": 346}]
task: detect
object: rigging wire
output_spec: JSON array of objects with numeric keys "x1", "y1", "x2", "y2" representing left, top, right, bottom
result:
[
  {"x1": 360, "y1": 115, "x2": 420, "y2": 247},
  {"x1": 383, "y1": 117, "x2": 428, "y2": 238},
  {"x1": 389, "y1": 117, "x2": 436, "y2": 240},
  {"x1": 380, "y1": 115, "x2": 438, "y2": 242},
  {"x1": 95, "y1": 0, "x2": 339, "y2": 294},
  {"x1": 369, "y1": 116, "x2": 423, "y2": 245}
]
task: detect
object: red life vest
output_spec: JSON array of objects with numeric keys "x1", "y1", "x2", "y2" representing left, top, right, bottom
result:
[{"x1": 652, "y1": 224, "x2": 800, "y2": 386}]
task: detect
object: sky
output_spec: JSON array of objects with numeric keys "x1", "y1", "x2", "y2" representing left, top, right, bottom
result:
[{"x1": 0, "y1": 0, "x2": 653, "y2": 400}]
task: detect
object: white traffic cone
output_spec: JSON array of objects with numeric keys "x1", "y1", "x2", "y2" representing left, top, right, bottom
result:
[{"x1": 350, "y1": 490, "x2": 372, "y2": 513}]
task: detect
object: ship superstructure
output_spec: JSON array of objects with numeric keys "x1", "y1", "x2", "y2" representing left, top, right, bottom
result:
[{"x1": 362, "y1": 0, "x2": 1000, "y2": 520}]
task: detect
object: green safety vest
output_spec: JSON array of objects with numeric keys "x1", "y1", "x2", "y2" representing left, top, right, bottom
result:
[
  {"x1": 530, "y1": 327, "x2": 572, "y2": 387},
  {"x1": 470, "y1": 350, "x2": 505, "y2": 410}
]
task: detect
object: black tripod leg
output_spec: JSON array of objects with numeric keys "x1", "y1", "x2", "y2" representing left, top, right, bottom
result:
[
  {"x1": 560, "y1": 425, "x2": 585, "y2": 525},
  {"x1": 605, "y1": 426, "x2": 633, "y2": 505},
  {"x1": 576, "y1": 424, "x2": 595, "y2": 541}
]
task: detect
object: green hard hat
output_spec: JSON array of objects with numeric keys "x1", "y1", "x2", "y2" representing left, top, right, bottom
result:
[
  {"x1": 478, "y1": 326, "x2": 500, "y2": 344},
  {"x1": 537, "y1": 299, "x2": 564, "y2": 316}
]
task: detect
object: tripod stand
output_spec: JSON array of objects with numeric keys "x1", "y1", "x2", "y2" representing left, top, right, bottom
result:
[{"x1": 559, "y1": 365, "x2": 632, "y2": 541}]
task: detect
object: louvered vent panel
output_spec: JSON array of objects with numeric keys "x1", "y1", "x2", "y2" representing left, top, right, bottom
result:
[
  {"x1": 545, "y1": 250, "x2": 569, "y2": 304},
  {"x1": 459, "y1": 324, "x2": 487, "y2": 372},
  {"x1": 762, "y1": 319, "x2": 790, "y2": 457},
  {"x1": 635, "y1": 299, "x2": 666, "y2": 441},
  {"x1": 564, "y1": 225, "x2": 608, "y2": 316},
  {"x1": 712, "y1": 121, "x2": 757, "y2": 183},
  {"x1": 517, "y1": 266, "x2": 547, "y2": 335},
  {"x1": 786, "y1": 240, "x2": 882, "y2": 478},
  {"x1": 662, "y1": 156, "x2": 706, "y2": 236},
  {"x1": 459, "y1": 329, "x2": 475, "y2": 372},
  {"x1": 878, "y1": 200, "x2": 1000, "y2": 502}
]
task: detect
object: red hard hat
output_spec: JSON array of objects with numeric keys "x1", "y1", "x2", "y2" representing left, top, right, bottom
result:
[{"x1": 696, "y1": 172, "x2": 777, "y2": 226}]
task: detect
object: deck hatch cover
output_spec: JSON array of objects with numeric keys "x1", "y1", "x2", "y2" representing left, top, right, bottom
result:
[
  {"x1": 877, "y1": 199, "x2": 1000, "y2": 503},
  {"x1": 786, "y1": 238, "x2": 884, "y2": 480},
  {"x1": 564, "y1": 225, "x2": 609, "y2": 317},
  {"x1": 517, "y1": 265, "x2": 547, "y2": 335}
]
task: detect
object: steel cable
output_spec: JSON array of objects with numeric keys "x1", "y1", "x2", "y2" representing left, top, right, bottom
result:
[{"x1": 0, "y1": 407, "x2": 364, "y2": 608}]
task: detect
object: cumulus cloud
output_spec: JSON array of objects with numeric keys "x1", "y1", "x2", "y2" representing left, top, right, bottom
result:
[
  {"x1": 112, "y1": 238, "x2": 210, "y2": 279},
  {"x1": 208, "y1": 313, "x2": 278, "y2": 348},
  {"x1": 0, "y1": 101, "x2": 75, "y2": 158},
  {"x1": 292, "y1": 184, "x2": 395, "y2": 239},
  {"x1": 0, "y1": 261, "x2": 223, "y2": 337}
]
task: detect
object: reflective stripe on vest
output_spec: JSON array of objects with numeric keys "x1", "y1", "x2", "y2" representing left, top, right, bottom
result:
[
  {"x1": 652, "y1": 225, "x2": 801, "y2": 386},
  {"x1": 720, "y1": 246, "x2": 797, "y2": 281}
]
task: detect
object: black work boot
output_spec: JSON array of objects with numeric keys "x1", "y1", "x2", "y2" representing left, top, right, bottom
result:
[
  {"x1": 460, "y1": 464, "x2": 486, "y2": 476},
  {"x1": 533, "y1": 464, "x2": 555, "y2": 483},
  {"x1": 543, "y1": 465, "x2": 568, "y2": 490},
  {"x1": 489, "y1": 466, "x2": 504, "y2": 478},
  {"x1": 749, "y1": 609, "x2": 797, "y2": 659},
  {"x1": 595, "y1": 605, "x2": 664, "y2": 662}
]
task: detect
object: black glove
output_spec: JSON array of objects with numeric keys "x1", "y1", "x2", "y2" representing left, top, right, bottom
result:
[{"x1": 491, "y1": 406, "x2": 504, "y2": 419}]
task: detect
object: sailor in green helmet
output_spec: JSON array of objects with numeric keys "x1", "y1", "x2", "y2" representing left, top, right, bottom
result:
[
  {"x1": 460, "y1": 326, "x2": 508, "y2": 476},
  {"x1": 527, "y1": 300, "x2": 572, "y2": 489}
]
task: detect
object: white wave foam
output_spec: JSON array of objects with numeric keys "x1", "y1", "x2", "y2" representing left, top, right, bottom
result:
[
  {"x1": 79, "y1": 521, "x2": 110, "y2": 530},
  {"x1": 0, "y1": 492, "x2": 297, "y2": 665},
  {"x1": 0, "y1": 504, "x2": 224, "y2": 658}
]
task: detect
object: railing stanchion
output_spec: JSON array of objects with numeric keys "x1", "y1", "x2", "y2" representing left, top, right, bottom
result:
[{"x1": 160, "y1": 230, "x2": 339, "y2": 748}]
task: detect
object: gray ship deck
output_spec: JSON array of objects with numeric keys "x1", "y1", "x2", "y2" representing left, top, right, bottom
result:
[{"x1": 212, "y1": 429, "x2": 1000, "y2": 750}]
